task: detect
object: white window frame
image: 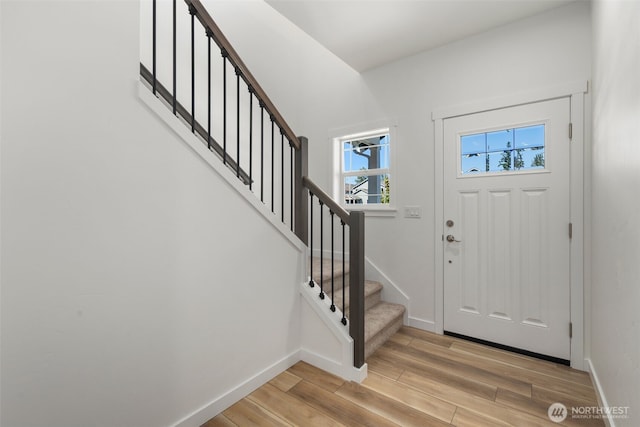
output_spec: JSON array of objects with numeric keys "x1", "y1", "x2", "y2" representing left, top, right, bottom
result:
[{"x1": 332, "y1": 123, "x2": 397, "y2": 217}]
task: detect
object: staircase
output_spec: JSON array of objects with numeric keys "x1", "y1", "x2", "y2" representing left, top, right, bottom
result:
[
  {"x1": 142, "y1": 0, "x2": 404, "y2": 369},
  {"x1": 311, "y1": 257, "x2": 405, "y2": 359}
]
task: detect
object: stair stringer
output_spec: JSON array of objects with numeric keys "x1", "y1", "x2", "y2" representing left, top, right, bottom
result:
[
  {"x1": 299, "y1": 282, "x2": 368, "y2": 383},
  {"x1": 364, "y1": 256, "x2": 410, "y2": 324},
  {"x1": 138, "y1": 82, "x2": 301, "y2": 249}
]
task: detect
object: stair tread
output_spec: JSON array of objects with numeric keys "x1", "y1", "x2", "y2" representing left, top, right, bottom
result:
[
  {"x1": 310, "y1": 257, "x2": 349, "y2": 284},
  {"x1": 364, "y1": 302, "x2": 406, "y2": 342}
]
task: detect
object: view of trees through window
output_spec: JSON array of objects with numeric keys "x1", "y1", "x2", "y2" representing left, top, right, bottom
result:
[
  {"x1": 343, "y1": 133, "x2": 390, "y2": 205},
  {"x1": 461, "y1": 124, "x2": 545, "y2": 174}
]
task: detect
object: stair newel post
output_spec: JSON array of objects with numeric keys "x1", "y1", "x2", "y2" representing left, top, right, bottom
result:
[
  {"x1": 294, "y1": 137, "x2": 308, "y2": 245},
  {"x1": 349, "y1": 210, "x2": 365, "y2": 368}
]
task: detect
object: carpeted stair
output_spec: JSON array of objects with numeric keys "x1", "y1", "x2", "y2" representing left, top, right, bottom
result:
[{"x1": 311, "y1": 257, "x2": 405, "y2": 359}]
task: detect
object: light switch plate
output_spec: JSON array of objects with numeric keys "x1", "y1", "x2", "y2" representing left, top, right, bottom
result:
[{"x1": 404, "y1": 206, "x2": 422, "y2": 218}]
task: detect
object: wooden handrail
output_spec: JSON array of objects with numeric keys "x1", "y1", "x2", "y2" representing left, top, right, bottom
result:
[
  {"x1": 302, "y1": 176, "x2": 350, "y2": 224},
  {"x1": 185, "y1": 0, "x2": 300, "y2": 151}
]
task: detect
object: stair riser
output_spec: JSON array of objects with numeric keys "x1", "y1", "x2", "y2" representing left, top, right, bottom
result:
[
  {"x1": 328, "y1": 287, "x2": 381, "y2": 315},
  {"x1": 345, "y1": 289, "x2": 381, "y2": 314},
  {"x1": 364, "y1": 314, "x2": 404, "y2": 360}
]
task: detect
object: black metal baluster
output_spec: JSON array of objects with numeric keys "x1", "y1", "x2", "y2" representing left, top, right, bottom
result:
[
  {"x1": 189, "y1": 5, "x2": 196, "y2": 132},
  {"x1": 152, "y1": 0, "x2": 157, "y2": 95},
  {"x1": 319, "y1": 201, "x2": 325, "y2": 300},
  {"x1": 341, "y1": 220, "x2": 347, "y2": 325},
  {"x1": 330, "y1": 211, "x2": 336, "y2": 312},
  {"x1": 172, "y1": 0, "x2": 177, "y2": 115},
  {"x1": 281, "y1": 131, "x2": 284, "y2": 223},
  {"x1": 206, "y1": 29, "x2": 212, "y2": 150},
  {"x1": 248, "y1": 87, "x2": 254, "y2": 191},
  {"x1": 222, "y1": 49, "x2": 228, "y2": 165},
  {"x1": 236, "y1": 67, "x2": 241, "y2": 177},
  {"x1": 271, "y1": 116, "x2": 275, "y2": 214},
  {"x1": 290, "y1": 144, "x2": 294, "y2": 231},
  {"x1": 309, "y1": 192, "x2": 315, "y2": 288},
  {"x1": 260, "y1": 102, "x2": 265, "y2": 202}
]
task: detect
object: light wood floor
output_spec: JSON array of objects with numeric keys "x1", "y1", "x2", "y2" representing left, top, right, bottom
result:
[{"x1": 203, "y1": 327, "x2": 603, "y2": 426}]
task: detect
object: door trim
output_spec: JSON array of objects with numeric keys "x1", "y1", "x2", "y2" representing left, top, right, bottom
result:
[{"x1": 432, "y1": 81, "x2": 588, "y2": 369}]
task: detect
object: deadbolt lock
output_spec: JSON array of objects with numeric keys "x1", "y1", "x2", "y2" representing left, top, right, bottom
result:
[{"x1": 446, "y1": 220, "x2": 454, "y2": 227}]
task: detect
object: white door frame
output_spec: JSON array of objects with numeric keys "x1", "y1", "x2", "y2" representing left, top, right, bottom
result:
[{"x1": 432, "y1": 81, "x2": 588, "y2": 369}]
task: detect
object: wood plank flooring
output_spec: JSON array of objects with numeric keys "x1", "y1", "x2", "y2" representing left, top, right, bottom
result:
[{"x1": 203, "y1": 327, "x2": 603, "y2": 426}]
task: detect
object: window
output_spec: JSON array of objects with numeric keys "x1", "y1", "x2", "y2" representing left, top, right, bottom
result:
[
  {"x1": 461, "y1": 124, "x2": 545, "y2": 175},
  {"x1": 338, "y1": 129, "x2": 392, "y2": 207}
]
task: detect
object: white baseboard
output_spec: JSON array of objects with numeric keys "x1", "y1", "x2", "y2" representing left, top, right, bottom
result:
[
  {"x1": 408, "y1": 317, "x2": 437, "y2": 332},
  {"x1": 300, "y1": 349, "x2": 368, "y2": 383},
  {"x1": 171, "y1": 351, "x2": 300, "y2": 427},
  {"x1": 585, "y1": 358, "x2": 614, "y2": 427}
]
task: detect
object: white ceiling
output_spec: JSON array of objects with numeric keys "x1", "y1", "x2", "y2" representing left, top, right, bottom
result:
[{"x1": 265, "y1": 0, "x2": 577, "y2": 72}]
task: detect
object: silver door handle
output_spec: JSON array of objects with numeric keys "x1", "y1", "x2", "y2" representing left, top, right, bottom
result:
[{"x1": 446, "y1": 234, "x2": 461, "y2": 243}]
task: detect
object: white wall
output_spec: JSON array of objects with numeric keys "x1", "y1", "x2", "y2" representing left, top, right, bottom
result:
[
  {"x1": 0, "y1": 0, "x2": 605, "y2": 423},
  {"x1": 590, "y1": 0, "x2": 640, "y2": 423},
  {"x1": 358, "y1": 1, "x2": 592, "y2": 330},
  {"x1": 1, "y1": 1, "x2": 304, "y2": 426}
]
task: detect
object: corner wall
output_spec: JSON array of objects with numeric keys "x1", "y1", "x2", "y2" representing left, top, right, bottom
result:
[
  {"x1": 590, "y1": 1, "x2": 640, "y2": 423},
  {"x1": 1, "y1": 1, "x2": 303, "y2": 426}
]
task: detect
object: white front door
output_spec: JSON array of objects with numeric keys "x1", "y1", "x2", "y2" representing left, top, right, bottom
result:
[{"x1": 443, "y1": 97, "x2": 571, "y2": 361}]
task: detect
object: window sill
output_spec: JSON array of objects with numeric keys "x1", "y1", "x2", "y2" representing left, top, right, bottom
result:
[{"x1": 345, "y1": 206, "x2": 397, "y2": 218}]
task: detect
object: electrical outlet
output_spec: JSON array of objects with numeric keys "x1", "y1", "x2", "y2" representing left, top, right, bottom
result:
[{"x1": 404, "y1": 206, "x2": 422, "y2": 218}]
